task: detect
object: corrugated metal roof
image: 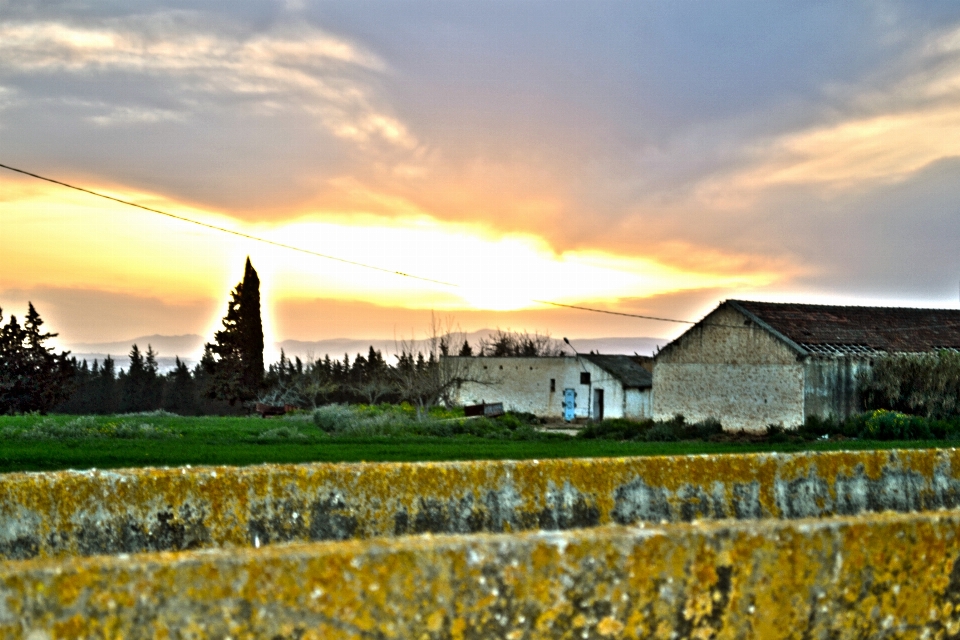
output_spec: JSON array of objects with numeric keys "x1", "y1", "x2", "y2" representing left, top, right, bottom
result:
[
  {"x1": 581, "y1": 354, "x2": 653, "y2": 388},
  {"x1": 730, "y1": 300, "x2": 960, "y2": 354}
]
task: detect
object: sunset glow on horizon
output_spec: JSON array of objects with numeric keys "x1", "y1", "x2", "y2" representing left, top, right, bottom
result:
[{"x1": 3, "y1": 2, "x2": 960, "y2": 350}]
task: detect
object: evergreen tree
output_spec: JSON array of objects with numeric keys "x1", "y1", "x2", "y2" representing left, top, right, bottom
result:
[
  {"x1": 56, "y1": 358, "x2": 99, "y2": 414},
  {"x1": 0, "y1": 303, "x2": 74, "y2": 414},
  {"x1": 162, "y1": 357, "x2": 198, "y2": 415},
  {"x1": 119, "y1": 344, "x2": 162, "y2": 412},
  {"x1": 204, "y1": 257, "x2": 265, "y2": 405},
  {"x1": 95, "y1": 356, "x2": 119, "y2": 414},
  {"x1": 458, "y1": 340, "x2": 473, "y2": 357}
]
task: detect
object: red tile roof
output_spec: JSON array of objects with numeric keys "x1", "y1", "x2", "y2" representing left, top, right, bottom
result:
[{"x1": 729, "y1": 300, "x2": 960, "y2": 354}]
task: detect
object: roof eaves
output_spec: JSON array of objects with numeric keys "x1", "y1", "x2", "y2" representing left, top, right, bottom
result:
[
  {"x1": 726, "y1": 300, "x2": 809, "y2": 357},
  {"x1": 581, "y1": 354, "x2": 652, "y2": 388}
]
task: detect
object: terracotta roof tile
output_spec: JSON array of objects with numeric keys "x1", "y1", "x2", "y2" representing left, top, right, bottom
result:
[{"x1": 731, "y1": 300, "x2": 960, "y2": 353}]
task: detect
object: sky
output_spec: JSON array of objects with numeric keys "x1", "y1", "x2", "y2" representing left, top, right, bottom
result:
[{"x1": 2, "y1": 0, "x2": 960, "y2": 355}]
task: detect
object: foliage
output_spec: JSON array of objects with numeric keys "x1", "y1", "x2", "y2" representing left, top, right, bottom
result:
[
  {"x1": 203, "y1": 257, "x2": 265, "y2": 405},
  {"x1": 0, "y1": 415, "x2": 180, "y2": 440},
  {"x1": 477, "y1": 329, "x2": 567, "y2": 357},
  {"x1": 0, "y1": 303, "x2": 75, "y2": 414},
  {"x1": 577, "y1": 415, "x2": 723, "y2": 442},
  {"x1": 860, "y1": 351, "x2": 960, "y2": 419},
  {"x1": 312, "y1": 404, "x2": 547, "y2": 440},
  {"x1": 118, "y1": 345, "x2": 163, "y2": 413}
]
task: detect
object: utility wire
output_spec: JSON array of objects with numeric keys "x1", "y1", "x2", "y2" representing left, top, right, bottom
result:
[
  {"x1": 532, "y1": 300, "x2": 695, "y2": 324},
  {"x1": 8, "y1": 162, "x2": 957, "y2": 333},
  {"x1": 0, "y1": 161, "x2": 708, "y2": 324},
  {"x1": 0, "y1": 162, "x2": 457, "y2": 288}
]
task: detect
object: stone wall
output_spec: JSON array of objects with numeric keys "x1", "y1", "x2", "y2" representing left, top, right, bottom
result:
[
  {"x1": 653, "y1": 304, "x2": 806, "y2": 430},
  {"x1": 7, "y1": 449, "x2": 960, "y2": 560},
  {"x1": 5, "y1": 511, "x2": 960, "y2": 638}
]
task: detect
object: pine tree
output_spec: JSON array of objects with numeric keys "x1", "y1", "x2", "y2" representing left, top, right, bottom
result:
[
  {"x1": 96, "y1": 356, "x2": 119, "y2": 414},
  {"x1": 204, "y1": 257, "x2": 265, "y2": 405},
  {"x1": 0, "y1": 303, "x2": 74, "y2": 414},
  {"x1": 162, "y1": 357, "x2": 198, "y2": 415},
  {"x1": 120, "y1": 344, "x2": 146, "y2": 412}
]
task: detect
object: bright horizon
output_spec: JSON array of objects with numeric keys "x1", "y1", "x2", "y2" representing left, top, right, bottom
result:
[{"x1": 3, "y1": 2, "x2": 960, "y2": 350}]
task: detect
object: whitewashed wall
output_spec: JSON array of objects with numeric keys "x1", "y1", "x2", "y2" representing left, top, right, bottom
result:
[{"x1": 446, "y1": 357, "x2": 649, "y2": 420}]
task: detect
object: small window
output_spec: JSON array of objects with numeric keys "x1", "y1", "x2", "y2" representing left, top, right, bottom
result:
[
  {"x1": 580, "y1": 371, "x2": 591, "y2": 385},
  {"x1": 550, "y1": 378, "x2": 556, "y2": 392}
]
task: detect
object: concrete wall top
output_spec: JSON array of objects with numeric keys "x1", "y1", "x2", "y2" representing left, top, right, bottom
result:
[
  {"x1": 6, "y1": 448, "x2": 960, "y2": 560},
  {"x1": 5, "y1": 510, "x2": 960, "y2": 638}
]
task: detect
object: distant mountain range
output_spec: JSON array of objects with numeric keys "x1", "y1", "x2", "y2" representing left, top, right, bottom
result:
[{"x1": 64, "y1": 331, "x2": 666, "y2": 372}]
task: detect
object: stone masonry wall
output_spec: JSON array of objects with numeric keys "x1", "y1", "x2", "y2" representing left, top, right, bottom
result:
[
  {"x1": 654, "y1": 304, "x2": 806, "y2": 430},
  {"x1": 5, "y1": 511, "x2": 960, "y2": 638},
  {"x1": 6, "y1": 449, "x2": 960, "y2": 561}
]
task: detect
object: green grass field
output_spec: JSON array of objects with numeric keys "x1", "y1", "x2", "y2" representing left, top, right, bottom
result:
[{"x1": 0, "y1": 412, "x2": 955, "y2": 473}]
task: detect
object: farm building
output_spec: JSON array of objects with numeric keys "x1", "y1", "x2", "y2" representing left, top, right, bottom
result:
[
  {"x1": 447, "y1": 355, "x2": 653, "y2": 420},
  {"x1": 653, "y1": 300, "x2": 960, "y2": 431}
]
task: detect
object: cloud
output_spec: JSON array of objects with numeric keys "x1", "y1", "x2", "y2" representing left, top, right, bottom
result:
[
  {"x1": 3, "y1": 0, "x2": 960, "y2": 340},
  {"x1": 0, "y1": 15, "x2": 413, "y2": 148}
]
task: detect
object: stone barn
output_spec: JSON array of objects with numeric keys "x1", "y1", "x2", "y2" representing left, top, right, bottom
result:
[
  {"x1": 653, "y1": 300, "x2": 960, "y2": 431},
  {"x1": 447, "y1": 354, "x2": 652, "y2": 421}
]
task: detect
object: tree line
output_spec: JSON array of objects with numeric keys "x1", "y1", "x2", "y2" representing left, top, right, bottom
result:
[{"x1": 1, "y1": 257, "x2": 565, "y2": 416}]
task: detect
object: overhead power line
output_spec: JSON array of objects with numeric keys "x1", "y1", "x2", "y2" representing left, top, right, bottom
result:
[
  {"x1": 0, "y1": 161, "x2": 699, "y2": 325},
  {"x1": 531, "y1": 300, "x2": 695, "y2": 324},
  {"x1": 0, "y1": 162, "x2": 457, "y2": 287}
]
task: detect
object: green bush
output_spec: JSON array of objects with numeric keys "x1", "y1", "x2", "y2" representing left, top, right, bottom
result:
[
  {"x1": 257, "y1": 426, "x2": 310, "y2": 442},
  {"x1": 0, "y1": 416, "x2": 180, "y2": 440},
  {"x1": 310, "y1": 404, "x2": 551, "y2": 441},
  {"x1": 313, "y1": 404, "x2": 358, "y2": 433},
  {"x1": 643, "y1": 423, "x2": 680, "y2": 442}
]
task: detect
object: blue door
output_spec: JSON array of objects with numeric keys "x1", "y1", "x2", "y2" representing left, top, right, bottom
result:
[{"x1": 563, "y1": 388, "x2": 576, "y2": 422}]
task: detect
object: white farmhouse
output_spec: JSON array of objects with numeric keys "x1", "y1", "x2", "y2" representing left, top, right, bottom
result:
[{"x1": 446, "y1": 355, "x2": 653, "y2": 420}]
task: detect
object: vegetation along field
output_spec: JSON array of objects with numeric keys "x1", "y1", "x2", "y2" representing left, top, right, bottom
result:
[{"x1": 1, "y1": 405, "x2": 959, "y2": 474}]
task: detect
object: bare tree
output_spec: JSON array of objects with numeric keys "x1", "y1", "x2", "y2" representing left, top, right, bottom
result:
[
  {"x1": 478, "y1": 328, "x2": 568, "y2": 357},
  {"x1": 392, "y1": 314, "x2": 487, "y2": 420}
]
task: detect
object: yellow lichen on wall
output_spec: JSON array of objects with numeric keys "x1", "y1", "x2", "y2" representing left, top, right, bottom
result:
[
  {"x1": 4, "y1": 449, "x2": 960, "y2": 561},
  {"x1": 4, "y1": 511, "x2": 960, "y2": 638}
]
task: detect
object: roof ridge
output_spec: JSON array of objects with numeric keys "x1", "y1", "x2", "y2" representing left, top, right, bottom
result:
[{"x1": 728, "y1": 299, "x2": 960, "y2": 313}]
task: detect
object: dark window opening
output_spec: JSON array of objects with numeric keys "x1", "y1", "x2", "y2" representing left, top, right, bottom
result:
[
  {"x1": 550, "y1": 378, "x2": 556, "y2": 392},
  {"x1": 580, "y1": 372, "x2": 590, "y2": 385}
]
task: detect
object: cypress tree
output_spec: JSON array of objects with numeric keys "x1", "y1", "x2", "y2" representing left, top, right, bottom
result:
[
  {"x1": 204, "y1": 257, "x2": 265, "y2": 405},
  {"x1": 238, "y1": 258, "x2": 264, "y2": 393}
]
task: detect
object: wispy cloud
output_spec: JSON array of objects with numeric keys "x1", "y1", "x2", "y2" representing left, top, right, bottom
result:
[{"x1": 0, "y1": 15, "x2": 414, "y2": 149}]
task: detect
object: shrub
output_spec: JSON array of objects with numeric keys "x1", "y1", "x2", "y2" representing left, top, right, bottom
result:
[
  {"x1": 0, "y1": 416, "x2": 179, "y2": 440},
  {"x1": 309, "y1": 404, "x2": 550, "y2": 440},
  {"x1": 643, "y1": 423, "x2": 679, "y2": 442},
  {"x1": 313, "y1": 404, "x2": 358, "y2": 433},
  {"x1": 765, "y1": 424, "x2": 789, "y2": 443},
  {"x1": 685, "y1": 417, "x2": 723, "y2": 439},
  {"x1": 257, "y1": 426, "x2": 309, "y2": 442}
]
